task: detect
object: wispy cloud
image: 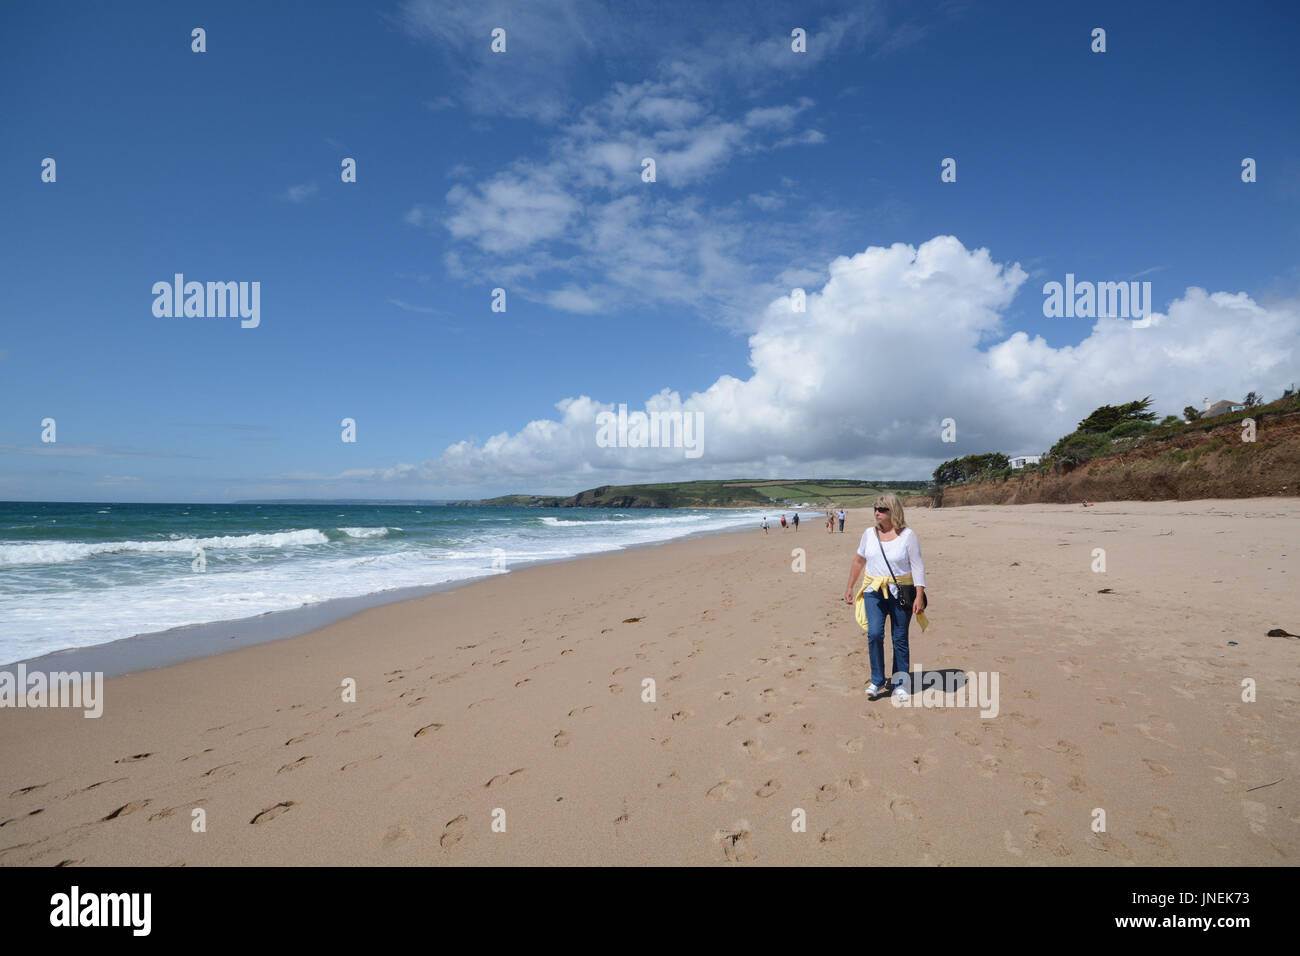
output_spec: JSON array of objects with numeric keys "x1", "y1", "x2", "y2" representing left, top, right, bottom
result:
[
  {"x1": 284, "y1": 183, "x2": 319, "y2": 203},
  {"x1": 169, "y1": 423, "x2": 273, "y2": 431},
  {"x1": 388, "y1": 298, "x2": 443, "y2": 314},
  {"x1": 0, "y1": 443, "x2": 207, "y2": 459}
]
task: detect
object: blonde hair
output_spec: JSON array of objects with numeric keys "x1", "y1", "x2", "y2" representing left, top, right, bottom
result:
[{"x1": 873, "y1": 493, "x2": 906, "y2": 532}]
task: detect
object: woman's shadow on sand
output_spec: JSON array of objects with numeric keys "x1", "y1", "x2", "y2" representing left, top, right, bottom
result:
[{"x1": 868, "y1": 667, "x2": 972, "y2": 699}]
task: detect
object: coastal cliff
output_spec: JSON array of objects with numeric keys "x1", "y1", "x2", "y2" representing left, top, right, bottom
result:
[{"x1": 935, "y1": 409, "x2": 1300, "y2": 506}]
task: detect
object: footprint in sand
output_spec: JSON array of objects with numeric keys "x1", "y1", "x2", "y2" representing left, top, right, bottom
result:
[
  {"x1": 340, "y1": 754, "x2": 382, "y2": 772},
  {"x1": 608, "y1": 683, "x2": 623, "y2": 695},
  {"x1": 717, "y1": 690, "x2": 736, "y2": 700},
  {"x1": 568, "y1": 705, "x2": 595, "y2": 717},
  {"x1": 816, "y1": 783, "x2": 838, "y2": 803},
  {"x1": 847, "y1": 772, "x2": 868, "y2": 792},
  {"x1": 976, "y1": 755, "x2": 1001, "y2": 778},
  {"x1": 707, "y1": 780, "x2": 737, "y2": 802},
  {"x1": 97, "y1": 800, "x2": 149, "y2": 822},
  {"x1": 800, "y1": 722, "x2": 816, "y2": 734},
  {"x1": 1141, "y1": 758, "x2": 1172, "y2": 777},
  {"x1": 553, "y1": 731, "x2": 571, "y2": 748},
  {"x1": 656, "y1": 770, "x2": 681, "y2": 789},
  {"x1": 668, "y1": 709, "x2": 692, "y2": 722},
  {"x1": 9, "y1": 784, "x2": 48, "y2": 798},
  {"x1": 514, "y1": 678, "x2": 531, "y2": 688},
  {"x1": 414, "y1": 723, "x2": 444, "y2": 738},
  {"x1": 1241, "y1": 800, "x2": 1268, "y2": 835},
  {"x1": 1136, "y1": 830, "x2": 1172, "y2": 850},
  {"x1": 612, "y1": 666, "x2": 632, "y2": 676},
  {"x1": 887, "y1": 794, "x2": 919, "y2": 822},
  {"x1": 147, "y1": 802, "x2": 200, "y2": 822},
  {"x1": 1209, "y1": 765, "x2": 1238, "y2": 785},
  {"x1": 724, "y1": 715, "x2": 744, "y2": 728},
  {"x1": 1099, "y1": 722, "x2": 1118, "y2": 735},
  {"x1": 1046, "y1": 739, "x2": 1083, "y2": 761},
  {"x1": 74, "y1": 777, "x2": 127, "y2": 795},
  {"x1": 756, "y1": 779, "x2": 781, "y2": 798},
  {"x1": 840, "y1": 737, "x2": 865, "y2": 753},
  {"x1": 953, "y1": 730, "x2": 979, "y2": 747},
  {"x1": 249, "y1": 802, "x2": 294, "y2": 825},
  {"x1": 114, "y1": 753, "x2": 153, "y2": 764},
  {"x1": 1021, "y1": 772, "x2": 1051, "y2": 805},
  {"x1": 757, "y1": 713, "x2": 776, "y2": 724},
  {"x1": 819, "y1": 820, "x2": 846, "y2": 844},
  {"x1": 276, "y1": 756, "x2": 313, "y2": 774},
  {"x1": 1136, "y1": 717, "x2": 1178, "y2": 747},
  {"x1": 440, "y1": 814, "x2": 468, "y2": 848},
  {"x1": 382, "y1": 825, "x2": 412, "y2": 849},
  {"x1": 1150, "y1": 805, "x2": 1177, "y2": 831},
  {"x1": 716, "y1": 823, "x2": 756, "y2": 862},
  {"x1": 1028, "y1": 825, "x2": 1073, "y2": 857},
  {"x1": 1088, "y1": 832, "x2": 1134, "y2": 859}
]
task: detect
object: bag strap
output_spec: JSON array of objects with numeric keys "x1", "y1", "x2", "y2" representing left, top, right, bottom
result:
[{"x1": 875, "y1": 528, "x2": 902, "y2": 593}]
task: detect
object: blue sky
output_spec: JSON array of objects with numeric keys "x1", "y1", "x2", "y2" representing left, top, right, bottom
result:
[{"x1": 1, "y1": 0, "x2": 1297, "y2": 502}]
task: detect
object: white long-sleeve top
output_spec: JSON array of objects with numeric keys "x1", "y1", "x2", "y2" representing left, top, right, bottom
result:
[{"x1": 856, "y1": 527, "x2": 926, "y2": 587}]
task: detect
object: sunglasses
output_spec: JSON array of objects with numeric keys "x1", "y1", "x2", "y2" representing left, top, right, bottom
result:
[{"x1": 874, "y1": 506, "x2": 890, "y2": 513}]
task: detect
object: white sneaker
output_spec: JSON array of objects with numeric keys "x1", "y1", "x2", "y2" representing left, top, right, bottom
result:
[
  {"x1": 892, "y1": 684, "x2": 910, "y2": 702},
  {"x1": 865, "y1": 683, "x2": 884, "y2": 696}
]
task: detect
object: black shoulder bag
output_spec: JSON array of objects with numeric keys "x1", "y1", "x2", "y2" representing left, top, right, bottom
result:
[{"x1": 876, "y1": 529, "x2": 927, "y2": 613}]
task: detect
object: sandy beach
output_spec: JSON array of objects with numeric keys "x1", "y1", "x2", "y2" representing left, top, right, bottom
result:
[{"x1": 2, "y1": 500, "x2": 1297, "y2": 866}]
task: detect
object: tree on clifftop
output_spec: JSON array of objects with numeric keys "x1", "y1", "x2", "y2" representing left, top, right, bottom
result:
[{"x1": 1076, "y1": 396, "x2": 1156, "y2": 433}]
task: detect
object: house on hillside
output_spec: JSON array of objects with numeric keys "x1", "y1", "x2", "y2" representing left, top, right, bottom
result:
[
  {"x1": 1009, "y1": 455, "x2": 1042, "y2": 469},
  {"x1": 1203, "y1": 399, "x2": 1246, "y2": 418}
]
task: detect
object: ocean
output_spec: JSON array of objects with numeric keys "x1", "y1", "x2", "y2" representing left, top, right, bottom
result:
[{"x1": 0, "y1": 501, "x2": 773, "y2": 666}]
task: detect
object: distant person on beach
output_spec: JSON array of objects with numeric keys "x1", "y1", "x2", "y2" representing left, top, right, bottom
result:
[
  {"x1": 761, "y1": 517, "x2": 769, "y2": 534},
  {"x1": 780, "y1": 514, "x2": 787, "y2": 529},
  {"x1": 826, "y1": 511, "x2": 834, "y2": 533},
  {"x1": 842, "y1": 493, "x2": 927, "y2": 702},
  {"x1": 792, "y1": 512, "x2": 799, "y2": 531},
  {"x1": 838, "y1": 509, "x2": 846, "y2": 533}
]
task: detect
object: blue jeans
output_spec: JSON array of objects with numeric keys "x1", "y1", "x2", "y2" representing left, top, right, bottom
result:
[{"x1": 862, "y1": 587, "x2": 911, "y2": 690}]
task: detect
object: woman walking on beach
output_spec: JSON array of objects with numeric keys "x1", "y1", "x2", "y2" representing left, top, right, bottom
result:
[{"x1": 842, "y1": 493, "x2": 927, "y2": 702}]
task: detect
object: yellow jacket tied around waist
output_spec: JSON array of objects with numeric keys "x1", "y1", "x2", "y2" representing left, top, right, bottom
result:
[{"x1": 855, "y1": 570, "x2": 930, "y2": 632}]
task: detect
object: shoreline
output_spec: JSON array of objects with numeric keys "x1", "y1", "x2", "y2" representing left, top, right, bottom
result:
[
  {"x1": 5, "y1": 514, "x2": 768, "y2": 679},
  {"x1": 4, "y1": 498, "x2": 1295, "y2": 866}
]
